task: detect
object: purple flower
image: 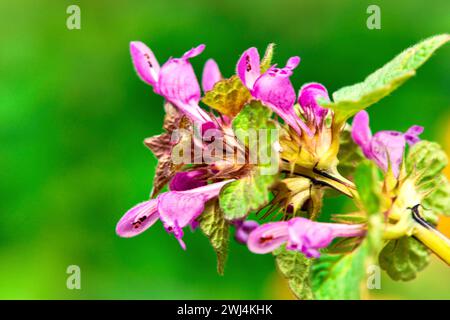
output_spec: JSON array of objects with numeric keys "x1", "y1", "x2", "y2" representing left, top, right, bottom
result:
[
  {"x1": 234, "y1": 220, "x2": 259, "y2": 244},
  {"x1": 298, "y1": 82, "x2": 330, "y2": 129},
  {"x1": 236, "y1": 48, "x2": 312, "y2": 136},
  {"x1": 130, "y1": 42, "x2": 213, "y2": 125},
  {"x1": 351, "y1": 110, "x2": 423, "y2": 177},
  {"x1": 247, "y1": 217, "x2": 365, "y2": 258},
  {"x1": 202, "y1": 59, "x2": 222, "y2": 92},
  {"x1": 169, "y1": 169, "x2": 207, "y2": 191},
  {"x1": 116, "y1": 179, "x2": 233, "y2": 249}
]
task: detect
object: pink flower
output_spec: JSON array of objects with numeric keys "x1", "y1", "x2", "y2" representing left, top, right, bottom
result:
[
  {"x1": 130, "y1": 42, "x2": 213, "y2": 125},
  {"x1": 352, "y1": 110, "x2": 423, "y2": 177},
  {"x1": 202, "y1": 59, "x2": 222, "y2": 92},
  {"x1": 298, "y1": 82, "x2": 330, "y2": 129},
  {"x1": 236, "y1": 47, "x2": 312, "y2": 136},
  {"x1": 247, "y1": 217, "x2": 365, "y2": 258},
  {"x1": 116, "y1": 179, "x2": 233, "y2": 249},
  {"x1": 234, "y1": 220, "x2": 259, "y2": 244}
]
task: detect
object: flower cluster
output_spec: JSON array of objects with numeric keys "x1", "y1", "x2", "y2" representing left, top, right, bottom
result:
[{"x1": 116, "y1": 35, "x2": 450, "y2": 299}]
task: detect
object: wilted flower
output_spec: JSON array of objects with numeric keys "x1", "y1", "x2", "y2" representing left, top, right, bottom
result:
[
  {"x1": 352, "y1": 110, "x2": 423, "y2": 177},
  {"x1": 247, "y1": 217, "x2": 365, "y2": 258}
]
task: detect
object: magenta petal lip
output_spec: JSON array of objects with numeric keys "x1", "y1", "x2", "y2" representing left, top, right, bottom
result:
[
  {"x1": 236, "y1": 47, "x2": 261, "y2": 90},
  {"x1": 116, "y1": 199, "x2": 159, "y2": 238},
  {"x1": 351, "y1": 110, "x2": 423, "y2": 177},
  {"x1": 116, "y1": 179, "x2": 234, "y2": 249},
  {"x1": 247, "y1": 217, "x2": 365, "y2": 257},
  {"x1": 298, "y1": 82, "x2": 330, "y2": 126},
  {"x1": 130, "y1": 41, "x2": 161, "y2": 89},
  {"x1": 202, "y1": 59, "x2": 222, "y2": 92}
]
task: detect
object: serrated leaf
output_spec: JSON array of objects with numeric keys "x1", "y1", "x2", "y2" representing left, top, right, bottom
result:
[
  {"x1": 198, "y1": 200, "x2": 230, "y2": 275},
  {"x1": 260, "y1": 43, "x2": 275, "y2": 73},
  {"x1": 202, "y1": 75, "x2": 251, "y2": 117},
  {"x1": 406, "y1": 141, "x2": 448, "y2": 181},
  {"x1": 273, "y1": 246, "x2": 313, "y2": 300},
  {"x1": 323, "y1": 34, "x2": 450, "y2": 124},
  {"x1": 406, "y1": 141, "x2": 450, "y2": 221},
  {"x1": 354, "y1": 161, "x2": 381, "y2": 215},
  {"x1": 312, "y1": 242, "x2": 368, "y2": 300},
  {"x1": 379, "y1": 236, "x2": 430, "y2": 281},
  {"x1": 423, "y1": 175, "x2": 450, "y2": 217},
  {"x1": 219, "y1": 170, "x2": 275, "y2": 220},
  {"x1": 232, "y1": 101, "x2": 278, "y2": 164},
  {"x1": 337, "y1": 127, "x2": 365, "y2": 178}
]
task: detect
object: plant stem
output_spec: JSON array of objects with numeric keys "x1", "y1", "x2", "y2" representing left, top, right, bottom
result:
[{"x1": 413, "y1": 223, "x2": 450, "y2": 265}]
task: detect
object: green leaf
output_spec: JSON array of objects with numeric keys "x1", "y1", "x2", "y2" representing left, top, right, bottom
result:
[
  {"x1": 423, "y1": 175, "x2": 450, "y2": 217},
  {"x1": 354, "y1": 161, "x2": 381, "y2": 215},
  {"x1": 232, "y1": 101, "x2": 278, "y2": 164},
  {"x1": 406, "y1": 141, "x2": 450, "y2": 221},
  {"x1": 219, "y1": 169, "x2": 275, "y2": 220},
  {"x1": 379, "y1": 236, "x2": 430, "y2": 281},
  {"x1": 311, "y1": 242, "x2": 368, "y2": 300},
  {"x1": 322, "y1": 34, "x2": 450, "y2": 124},
  {"x1": 337, "y1": 127, "x2": 365, "y2": 178},
  {"x1": 406, "y1": 141, "x2": 448, "y2": 181},
  {"x1": 313, "y1": 161, "x2": 384, "y2": 299},
  {"x1": 260, "y1": 43, "x2": 275, "y2": 73},
  {"x1": 220, "y1": 101, "x2": 279, "y2": 219},
  {"x1": 202, "y1": 75, "x2": 251, "y2": 117},
  {"x1": 198, "y1": 200, "x2": 230, "y2": 275},
  {"x1": 273, "y1": 246, "x2": 313, "y2": 300}
]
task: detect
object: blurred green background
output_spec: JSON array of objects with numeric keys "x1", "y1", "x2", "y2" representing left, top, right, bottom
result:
[{"x1": 0, "y1": 0, "x2": 449, "y2": 299}]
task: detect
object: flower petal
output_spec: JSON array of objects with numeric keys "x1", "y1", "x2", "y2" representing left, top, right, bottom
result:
[
  {"x1": 158, "y1": 180, "x2": 233, "y2": 248},
  {"x1": 247, "y1": 222, "x2": 289, "y2": 254},
  {"x1": 405, "y1": 125, "x2": 424, "y2": 145},
  {"x1": 286, "y1": 56, "x2": 300, "y2": 70},
  {"x1": 116, "y1": 199, "x2": 159, "y2": 238},
  {"x1": 169, "y1": 169, "x2": 207, "y2": 191},
  {"x1": 158, "y1": 50, "x2": 212, "y2": 124},
  {"x1": 287, "y1": 218, "x2": 333, "y2": 254},
  {"x1": 235, "y1": 220, "x2": 259, "y2": 244},
  {"x1": 202, "y1": 59, "x2": 222, "y2": 92},
  {"x1": 252, "y1": 65, "x2": 311, "y2": 136},
  {"x1": 371, "y1": 131, "x2": 406, "y2": 177},
  {"x1": 236, "y1": 47, "x2": 261, "y2": 90},
  {"x1": 158, "y1": 191, "x2": 207, "y2": 233},
  {"x1": 130, "y1": 41, "x2": 160, "y2": 88},
  {"x1": 298, "y1": 82, "x2": 330, "y2": 125},
  {"x1": 351, "y1": 111, "x2": 373, "y2": 158},
  {"x1": 182, "y1": 44, "x2": 206, "y2": 59}
]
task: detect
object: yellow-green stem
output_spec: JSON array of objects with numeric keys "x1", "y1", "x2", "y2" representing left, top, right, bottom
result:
[{"x1": 414, "y1": 223, "x2": 450, "y2": 265}]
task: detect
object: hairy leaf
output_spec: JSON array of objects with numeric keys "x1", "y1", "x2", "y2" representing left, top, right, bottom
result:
[
  {"x1": 260, "y1": 43, "x2": 275, "y2": 73},
  {"x1": 199, "y1": 200, "x2": 230, "y2": 275},
  {"x1": 337, "y1": 127, "x2": 365, "y2": 178},
  {"x1": 202, "y1": 75, "x2": 251, "y2": 117},
  {"x1": 407, "y1": 141, "x2": 450, "y2": 221},
  {"x1": 274, "y1": 246, "x2": 313, "y2": 300},
  {"x1": 379, "y1": 236, "x2": 430, "y2": 281},
  {"x1": 232, "y1": 101, "x2": 277, "y2": 161},
  {"x1": 322, "y1": 34, "x2": 450, "y2": 124},
  {"x1": 312, "y1": 242, "x2": 368, "y2": 300},
  {"x1": 219, "y1": 169, "x2": 275, "y2": 220}
]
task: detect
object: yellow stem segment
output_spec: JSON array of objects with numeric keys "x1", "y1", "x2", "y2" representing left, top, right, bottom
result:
[{"x1": 414, "y1": 223, "x2": 450, "y2": 265}]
